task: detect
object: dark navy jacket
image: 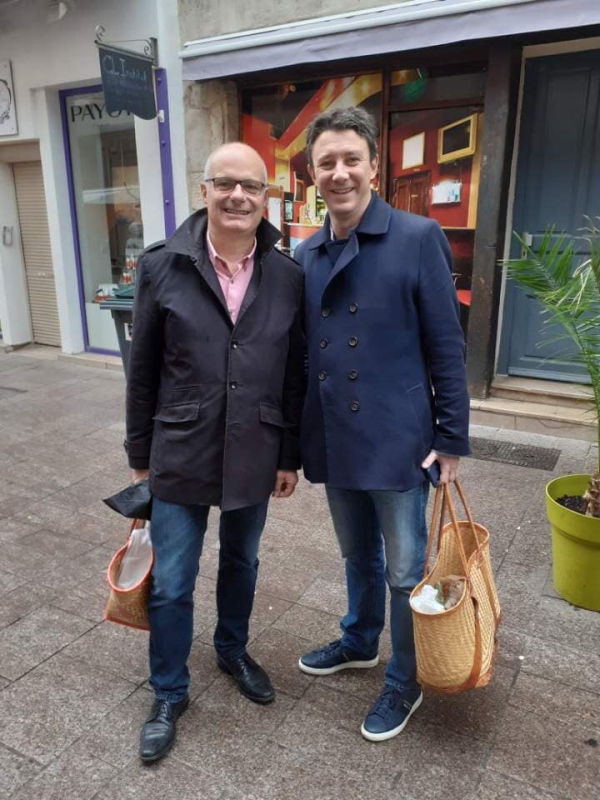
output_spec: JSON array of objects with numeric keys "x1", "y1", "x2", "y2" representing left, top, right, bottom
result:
[
  {"x1": 125, "y1": 210, "x2": 305, "y2": 511},
  {"x1": 295, "y1": 191, "x2": 470, "y2": 491}
]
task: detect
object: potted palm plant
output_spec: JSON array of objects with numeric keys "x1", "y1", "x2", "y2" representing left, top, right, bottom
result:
[{"x1": 505, "y1": 220, "x2": 600, "y2": 611}]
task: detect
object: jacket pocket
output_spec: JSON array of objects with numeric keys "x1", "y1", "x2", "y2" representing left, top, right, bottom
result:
[
  {"x1": 153, "y1": 402, "x2": 200, "y2": 423},
  {"x1": 259, "y1": 403, "x2": 291, "y2": 428}
]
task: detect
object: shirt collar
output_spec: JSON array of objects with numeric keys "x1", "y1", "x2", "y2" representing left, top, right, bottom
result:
[{"x1": 206, "y1": 230, "x2": 257, "y2": 271}]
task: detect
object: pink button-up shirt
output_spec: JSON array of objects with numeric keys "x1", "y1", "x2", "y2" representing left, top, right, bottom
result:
[{"x1": 206, "y1": 232, "x2": 256, "y2": 325}]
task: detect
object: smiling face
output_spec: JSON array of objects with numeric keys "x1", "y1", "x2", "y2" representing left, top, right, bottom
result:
[
  {"x1": 201, "y1": 143, "x2": 267, "y2": 243},
  {"x1": 308, "y1": 129, "x2": 378, "y2": 234}
]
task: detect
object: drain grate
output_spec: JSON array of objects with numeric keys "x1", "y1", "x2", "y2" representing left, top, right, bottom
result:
[{"x1": 468, "y1": 438, "x2": 561, "y2": 471}]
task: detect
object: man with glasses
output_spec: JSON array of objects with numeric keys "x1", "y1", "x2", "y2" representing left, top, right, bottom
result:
[{"x1": 126, "y1": 142, "x2": 305, "y2": 763}]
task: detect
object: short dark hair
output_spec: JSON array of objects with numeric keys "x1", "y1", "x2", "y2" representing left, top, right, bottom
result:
[{"x1": 305, "y1": 106, "x2": 379, "y2": 167}]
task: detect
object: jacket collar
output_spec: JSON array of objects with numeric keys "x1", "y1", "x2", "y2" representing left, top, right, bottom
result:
[
  {"x1": 163, "y1": 208, "x2": 282, "y2": 261},
  {"x1": 308, "y1": 191, "x2": 392, "y2": 250}
]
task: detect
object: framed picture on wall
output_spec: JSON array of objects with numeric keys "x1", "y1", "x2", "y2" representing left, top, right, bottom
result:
[
  {"x1": 438, "y1": 114, "x2": 477, "y2": 163},
  {"x1": 402, "y1": 132, "x2": 425, "y2": 170}
]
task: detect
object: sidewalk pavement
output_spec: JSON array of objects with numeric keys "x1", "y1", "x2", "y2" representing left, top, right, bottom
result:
[{"x1": 0, "y1": 347, "x2": 599, "y2": 800}]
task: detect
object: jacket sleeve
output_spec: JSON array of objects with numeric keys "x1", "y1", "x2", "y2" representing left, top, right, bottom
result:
[
  {"x1": 124, "y1": 253, "x2": 162, "y2": 469},
  {"x1": 417, "y1": 221, "x2": 470, "y2": 456},
  {"x1": 278, "y1": 282, "x2": 307, "y2": 471}
]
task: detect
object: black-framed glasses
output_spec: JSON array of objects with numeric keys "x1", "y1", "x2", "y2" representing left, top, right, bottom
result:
[{"x1": 205, "y1": 177, "x2": 267, "y2": 196}]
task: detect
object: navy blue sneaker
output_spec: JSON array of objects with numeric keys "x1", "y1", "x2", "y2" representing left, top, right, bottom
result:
[
  {"x1": 361, "y1": 685, "x2": 423, "y2": 742},
  {"x1": 298, "y1": 639, "x2": 379, "y2": 676}
]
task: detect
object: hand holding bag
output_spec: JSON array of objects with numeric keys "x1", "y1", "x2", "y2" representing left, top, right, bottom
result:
[
  {"x1": 104, "y1": 519, "x2": 153, "y2": 631},
  {"x1": 410, "y1": 480, "x2": 501, "y2": 693}
]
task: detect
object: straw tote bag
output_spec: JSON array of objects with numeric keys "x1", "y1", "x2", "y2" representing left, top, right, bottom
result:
[
  {"x1": 104, "y1": 519, "x2": 153, "y2": 631},
  {"x1": 410, "y1": 481, "x2": 501, "y2": 693}
]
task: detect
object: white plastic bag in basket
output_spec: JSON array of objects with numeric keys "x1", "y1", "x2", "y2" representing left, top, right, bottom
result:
[{"x1": 116, "y1": 523, "x2": 152, "y2": 590}]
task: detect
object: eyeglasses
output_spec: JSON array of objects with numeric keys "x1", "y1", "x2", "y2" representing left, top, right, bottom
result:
[{"x1": 205, "y1": 177, "x2": 267, "y2": 196}]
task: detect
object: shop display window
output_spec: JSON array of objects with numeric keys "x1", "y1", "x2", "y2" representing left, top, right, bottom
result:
[
  {"x1": 242, "y1": 64, "x2": 485, "y2": 336},
  {"x1": 241, "y1": 74, "x2": 382, "y2": 255},
  {"x1": 63, "y1": 88, "x2": 142, "y2": 352}
]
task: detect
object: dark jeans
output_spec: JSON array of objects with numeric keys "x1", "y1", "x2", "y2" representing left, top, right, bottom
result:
[
  {"x1": 325, "y1": 483, "x2": 429, "y2": 691},
  {"x1": 148, "y1": 496, "x2": 269, "y2": 702}
]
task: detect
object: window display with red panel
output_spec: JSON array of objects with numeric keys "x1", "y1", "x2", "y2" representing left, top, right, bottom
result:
[{"x1": 241, "y1": 75, "x2": 382, "y2": 255}]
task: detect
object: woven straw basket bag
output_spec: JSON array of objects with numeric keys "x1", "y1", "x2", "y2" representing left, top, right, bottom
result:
[
  {"x1": 410, "y1": 481, "x2": 501, "y2": 694},
  {"x1": 104, "y1": 520, "x2": 153, "y2": 632}
]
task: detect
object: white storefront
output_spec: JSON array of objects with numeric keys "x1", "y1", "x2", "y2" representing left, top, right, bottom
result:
[{"x1": 0, "y1": 0, "x2": 188, "y2": 354}]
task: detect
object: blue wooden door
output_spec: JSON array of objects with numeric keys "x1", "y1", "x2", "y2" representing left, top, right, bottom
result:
[{"x1": 499, "y1": 50, "x2": 600, "y2": 382}]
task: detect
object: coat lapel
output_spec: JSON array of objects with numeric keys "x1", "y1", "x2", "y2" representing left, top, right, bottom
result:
[
  {"x1": 194, "y1": 250, "x2": 231, "y2": 320},
  {"x1": 317, "y1": 192, "x2": 392, "y2": 293}
]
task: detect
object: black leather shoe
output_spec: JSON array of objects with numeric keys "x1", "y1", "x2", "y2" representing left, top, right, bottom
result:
[
  {"x1": 139, "y1": 695, "x2": 189, "y2": 763},
  {"x1": 217, "y1": 652, "x2": 275, "y2": 704}
]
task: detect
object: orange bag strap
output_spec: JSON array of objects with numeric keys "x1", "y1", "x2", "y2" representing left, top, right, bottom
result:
[
  {"x1": 424, "y1": 482, "x2": 470, "y2": 578},
  {"x1": 453, "y1": 479, "x2": 483, "y2": 548}
]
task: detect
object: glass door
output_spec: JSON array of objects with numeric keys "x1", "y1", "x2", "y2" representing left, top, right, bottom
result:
[{"x1": 62, "y1": 86, "x2": 143, "y2": 352}]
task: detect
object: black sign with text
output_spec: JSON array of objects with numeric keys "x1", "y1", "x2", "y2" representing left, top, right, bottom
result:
[{"x1": 98, "y1": 45, "x2": 156, "y2": 120}]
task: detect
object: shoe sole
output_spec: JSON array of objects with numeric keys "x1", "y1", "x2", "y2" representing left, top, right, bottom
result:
[
  {"x1": 217, "y1": 660, "x2": 275, "y2": 705},
  {"x1": 298, "y1": 655, "x2": 379, "y2": 676},
  {"x1": 360, "y1": 691, "x2": 423, "y2": 742},
  {"x1": 139, "y1": 696, "x2": 190, "y2": 763}
]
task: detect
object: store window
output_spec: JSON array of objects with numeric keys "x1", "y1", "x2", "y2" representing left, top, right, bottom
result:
[
  {"x1": 388, "y1": 66, "x2": 486, "y2": 335},
  {"x1": 241, "y1": 74, "x2": 382, "y2": 255},
  {"x1": 63, "y1": 88, "x2": 142, "y2": 352}
]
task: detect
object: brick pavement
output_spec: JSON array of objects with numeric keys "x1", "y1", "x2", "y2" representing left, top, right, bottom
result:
[{"x1": 0, "y1": 347, "x2": 599, "y2": 799}]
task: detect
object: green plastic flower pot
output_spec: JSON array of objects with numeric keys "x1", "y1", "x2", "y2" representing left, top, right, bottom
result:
[{"x1": 546, "y1": 474, "x2": 600, "y2": 612}]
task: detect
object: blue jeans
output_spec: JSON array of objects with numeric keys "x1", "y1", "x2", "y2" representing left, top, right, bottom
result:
[
  {"x1": 148, "y1": 496, "x2": 269, "y2": 702},
  {"x1": 325, "y1": 483, "x2": 429, "y2": 691}
]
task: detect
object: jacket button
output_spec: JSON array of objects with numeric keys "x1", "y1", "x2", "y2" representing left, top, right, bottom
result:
[
  {"x1": 318, "y1": 370, "x2": 327, "y2": 381},
  {"x1": 231, "y1": 340, "x2": 239, "y2": 349},
  {"x1": 349, "y1": 303, "x2": 358, "y2": 313},
  {"x1": 320, "y1": 338, "x2": 329, "y2": 349},
  {"x1": 348, "y1": 369, "x2": 358, "y2": 380},
  {"x1": 348, "y1": 336, "x2": 358, "y2": 347},
  {"x1": 321, "y1": 307, "x2": 331, "y2": 318},
  {"x1": 350, "y1": 400, "x2": 360, "y2": 412},
  {"x1": 230, "y1": 381, "x2": 238, "y2": 389}
]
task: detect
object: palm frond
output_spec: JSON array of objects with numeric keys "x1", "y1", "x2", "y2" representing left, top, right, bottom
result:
[{"x1": 504, "y1": 223, "x2": 600, "y2": 468}]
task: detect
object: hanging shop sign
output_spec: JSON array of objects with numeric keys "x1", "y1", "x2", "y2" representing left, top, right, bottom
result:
[
  {"x1": 97, "y1": 36, "x2": 157, "y2": 120},
  {"x1": 0, "y1": 60, "x2": 18, "y2": 136}
]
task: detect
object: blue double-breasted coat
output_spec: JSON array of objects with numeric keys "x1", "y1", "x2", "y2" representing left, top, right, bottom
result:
[{"x1": 295, "y1": 191, "x2": 470, "y2": 491}]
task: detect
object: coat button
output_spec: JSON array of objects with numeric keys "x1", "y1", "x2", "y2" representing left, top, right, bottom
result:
[
  {"x1": 230, "y1": 381, "x2": 238, "y2": 389},
  {"x1": 348, "y1": 336, "x2": 358, "y2": 347},
  {"x1": 318, "y1": 370, "x2": 327, "y2": 381},
  {"x1": 348, "y1": 369, "x2": 358, "y2": 380},
  {"x1": 320, "y1": 338, "x2": 329, "y2": 349},
  {"x1": 231, "y1": 340, "x2": 239, "y2": 349},
  {"x1": 349, "y1": 303, "x2": 358, "y2": 313},
  {"x1": 321, "y1": 307, "x2": 331, "y2": 318},
  {"x1": 350, "y1": 400, "x2": 360, "y2": 412}
]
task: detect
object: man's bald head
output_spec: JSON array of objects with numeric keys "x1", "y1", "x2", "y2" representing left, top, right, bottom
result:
[{"x1": 204, "y1": 142, "x2": 268, "y2": 184}]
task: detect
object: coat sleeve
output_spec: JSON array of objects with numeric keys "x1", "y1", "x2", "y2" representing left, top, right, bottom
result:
[
  {"x1": 124, "y1": 253, "x2": 162, "y2": 470},
  {"x1": 278, "y1": 281, "x2": 307, "y2": 471},
  {"x1": 417, "y1": 221, "x2": 470, "y2": 456}
]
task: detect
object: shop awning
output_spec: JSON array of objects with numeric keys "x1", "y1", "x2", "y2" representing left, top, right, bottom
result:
[{"x1": 180, "y1": 0, "x2": 600, "y2": 81}]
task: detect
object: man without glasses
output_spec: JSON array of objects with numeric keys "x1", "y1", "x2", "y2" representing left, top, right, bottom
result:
[
  {"x1": 126, "y1": 142, "x2": 305, "y2": 762},
  {"x1": 294, "y1": 107, "x2": 469, "y2": 741}
]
